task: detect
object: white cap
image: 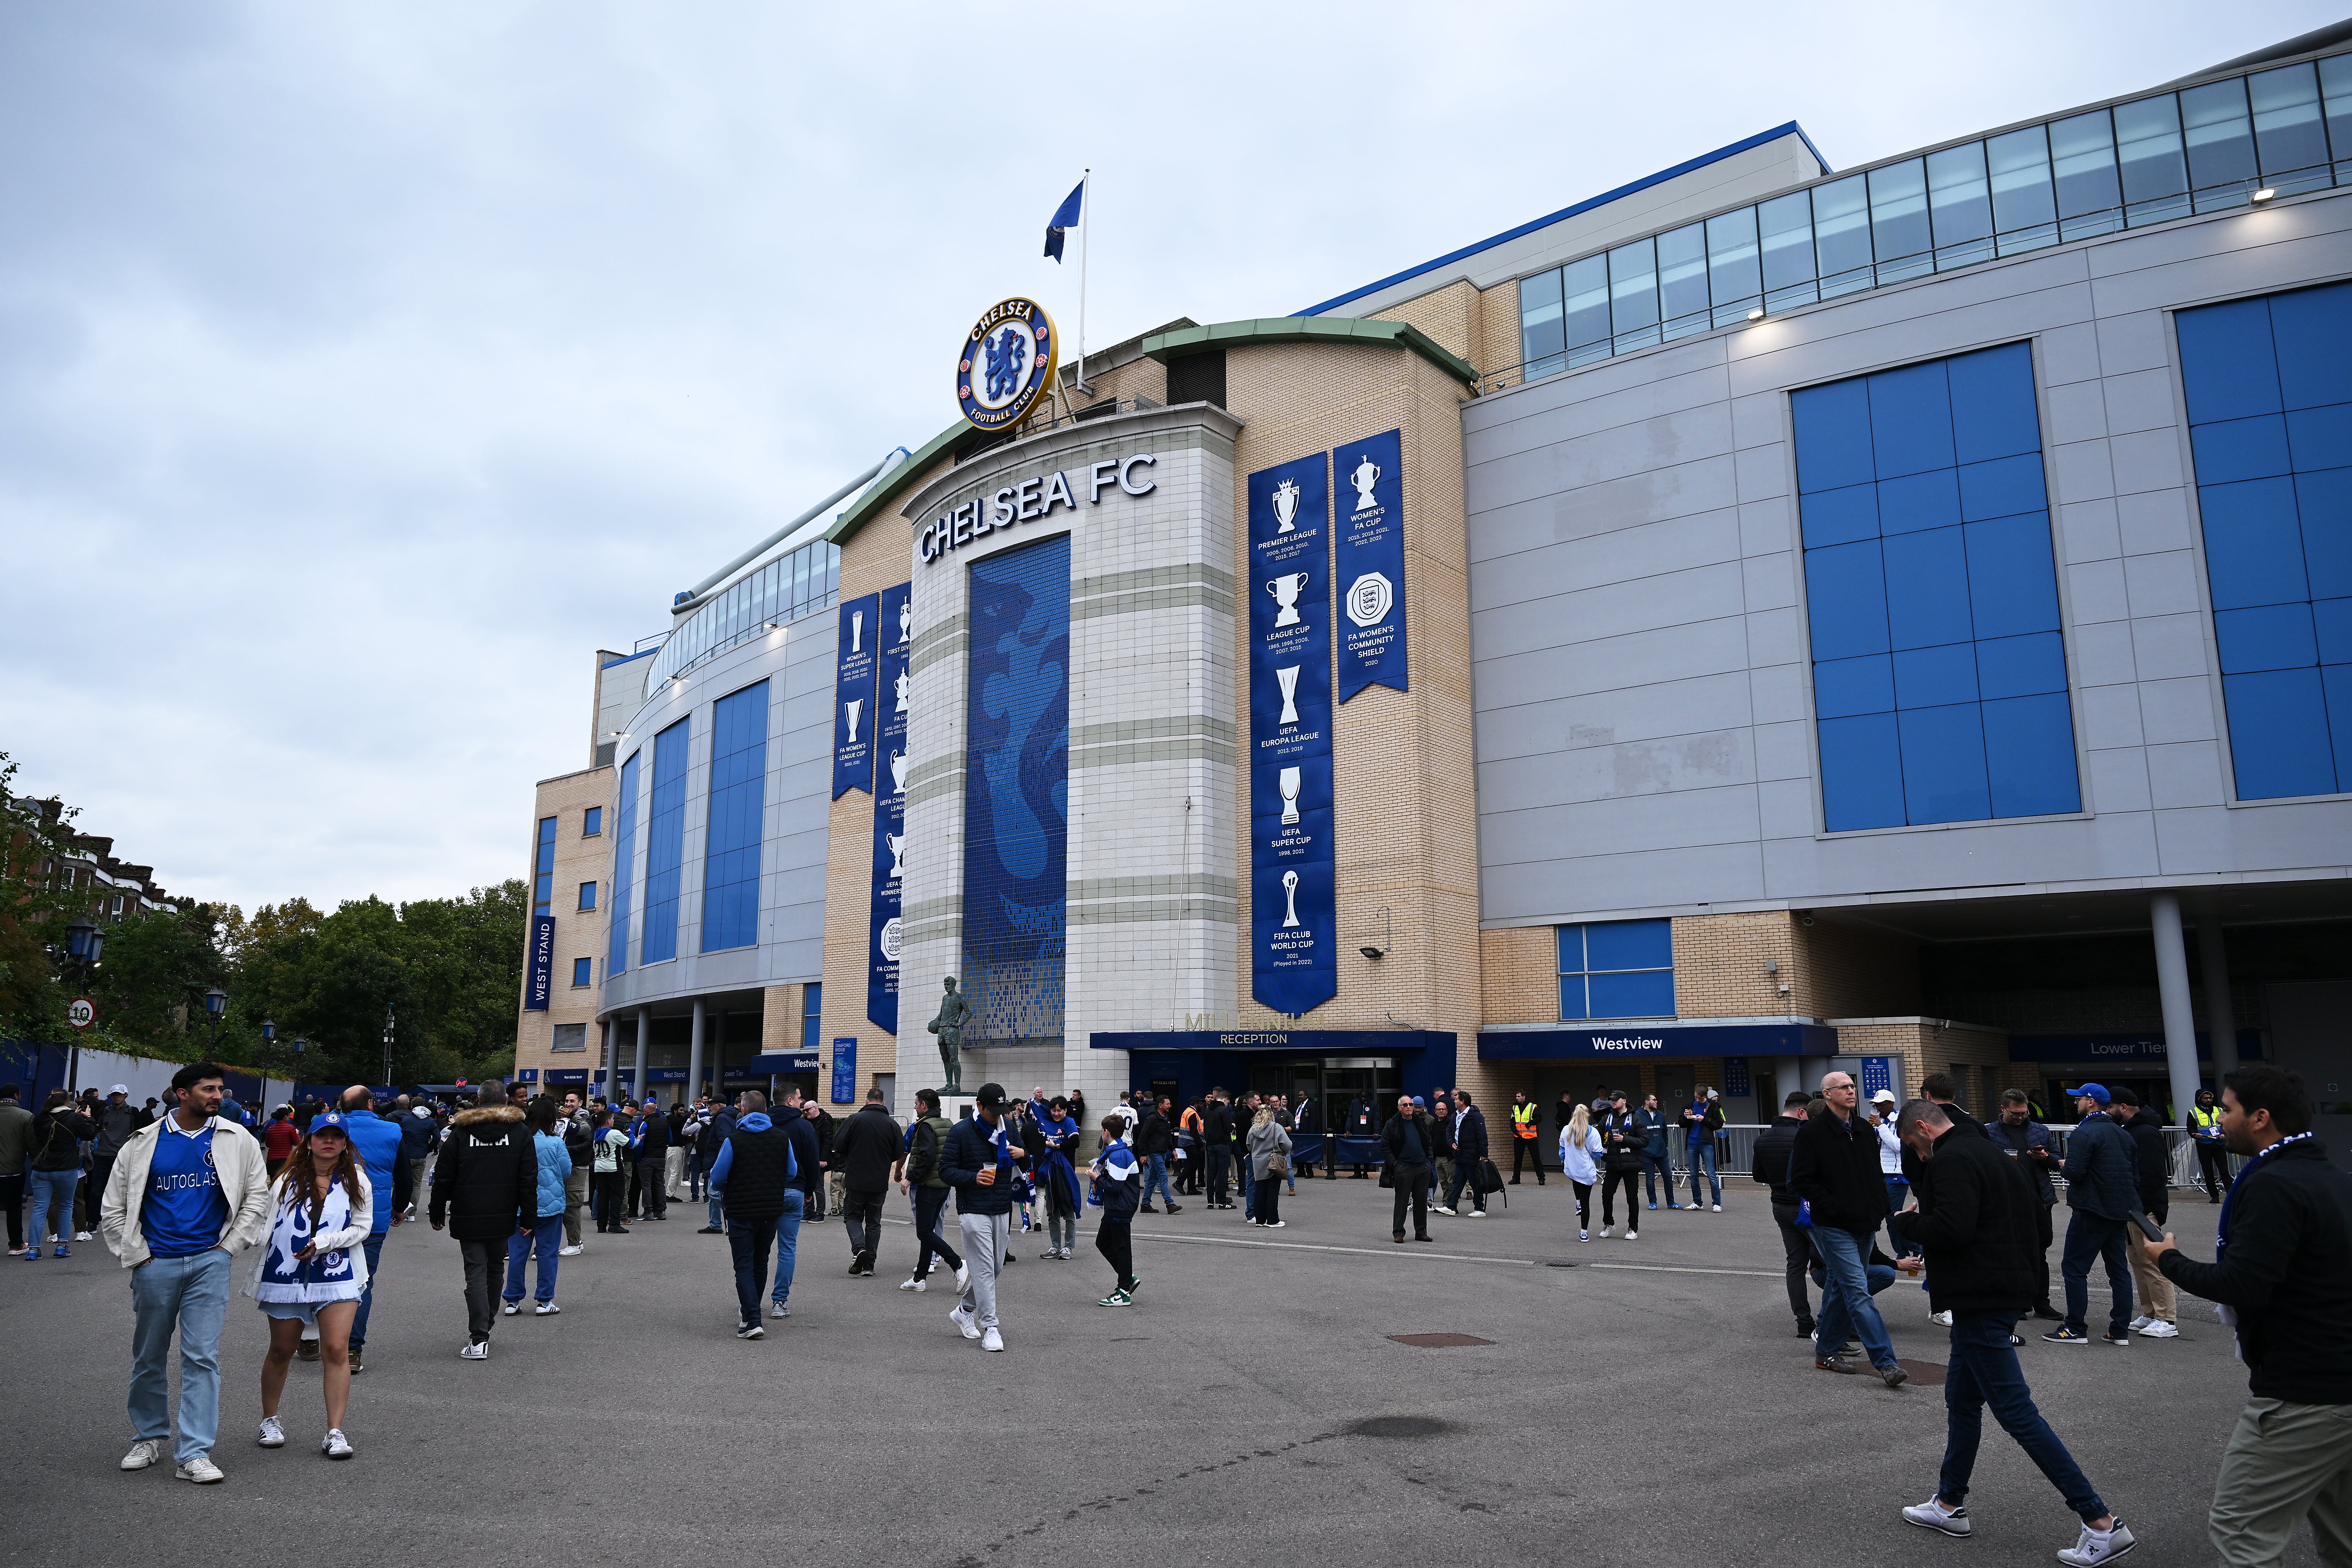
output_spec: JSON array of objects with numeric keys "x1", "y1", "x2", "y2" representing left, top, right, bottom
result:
[
  {"x1": 1871, "y1": 1088, "x2": 1898, "y2": 1103},
  {"x1": 109, "y1": 1083, "x2": 130, "y2": 1095}
]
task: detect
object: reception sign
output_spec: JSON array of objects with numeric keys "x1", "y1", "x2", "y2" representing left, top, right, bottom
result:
[{"x1": 1246, "y1": 454, "x2": 1336, "y2": 1015}]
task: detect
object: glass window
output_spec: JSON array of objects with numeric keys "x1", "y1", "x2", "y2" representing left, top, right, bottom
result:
[
  {"x1": 1608, "y1": 238, "x2": 1660, "y2": 351},
  {"x1": 572, "y1": 958, "x2": 592, "y2": 988},
  {"x1": 1988, "y1": 124, "x2": 2058, "y2": 253},
  {"x1": 583, "y1": 805, "x2": 602, "y2": 836},
  {"x1": 1562, "y1": 254, "x2": 1611, "y2": 365},
  {"x1": 2183, "y1": 77, "x2": 2259, "y2": 210},
  {"x1": 2251, "y1": 63, "x2": 2333, "y2": 194},
  {"x1": 607, "y1": 753, "x2": 639, "y2": 976},
  {"x1": 2115, "y1": 94, "x2": 2191, "y2": 224},
  {"x1": 1812, "y1": 174, "x2": 1873, "y2": 298},
  {"x1": 1706, "y1": 206, "x2": 1762, "y2": 324},
  {"x1": 1519, "y1": 266, "x2": 1565, "y2": 379},
  {"x1": 1759, "y1": 190, "x2": 1818, "y2": 311},
  {"x1": 1558, "y1": 920, "x2": 1674, "y2": 1020},
  {"x1": 639, "y1": 716, "x2": 692, "y2": 965},
  {"x1": 2325, "y1": 54, "x2": 2352, "y2": 180},
  {"x1": 1868, "y1": 158, "x2": 1933, "y2": 283},
  {"x1": 2050, "y1": 110, "x2": 2124, "y2": 238},
  {"x1": 1658, "y1": 222, "x2": 1710, "y2": 341},
  {"x1": 1928, "y1": 141, "x2": 1995, "y2": 269},
  {"x1": 801, "y1": 982, "x2": 823, "y2": 1055},
  {"x1": 701, "y1": 679, "x2": 770, "y2": 953},
  {"x1": 578, "y1": 880, "x2": 597, "y2": 912},
  {"x1": 1818, "y1": 714, "x2": 1906, "y2": 830},
  {"x1": 532, "y1": 816, "x2": 557, "y2": 917}
]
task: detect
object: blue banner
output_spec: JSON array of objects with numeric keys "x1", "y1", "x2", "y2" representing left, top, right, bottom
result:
[
  {"x1": 1332, "y1": 428, "x2": 1406, "y2": 701},
  {"x1": 869, "y1": 581, "x2": 910, "y2": 1033},
  {"x1": 523, "y1": 914, "x2": 556, "y2": 1011},
  {"x1": 1246, "y1": 454, "x2": 1336, "y2": 1015},
  {"x1": 1478, "y1": 1023, "x2": 1839, "y2": 1059},
  {"x1": 831, "y1": 1036, "x2": 857, "y2": 1105},
  {"x1": 831, "y1": 592, "x2": 879, "y2": 799}
]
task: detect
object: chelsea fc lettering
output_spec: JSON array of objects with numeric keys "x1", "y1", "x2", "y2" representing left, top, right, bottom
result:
[{"x1": 918, "y1": 453, "x2": 1157, "y2": 564}]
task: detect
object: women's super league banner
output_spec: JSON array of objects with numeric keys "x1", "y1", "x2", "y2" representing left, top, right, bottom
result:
[
  {"x1": 832, "y1": 592, "x2": 879, "y2": 799},
  {"x1": 868, "y1": 582, "x2": 910, "y2": 1032},
  {"x1": 1247, "y1": 454, "x2": 1337, "y2": 1016},
  {"x1": 1332, "y1": 427, "x2": 1407, "y2": 701}
]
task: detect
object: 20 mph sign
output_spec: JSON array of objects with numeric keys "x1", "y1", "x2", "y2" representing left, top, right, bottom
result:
[{"x1": 68, "y1": 997, "x2": 97, "y2": 1031}]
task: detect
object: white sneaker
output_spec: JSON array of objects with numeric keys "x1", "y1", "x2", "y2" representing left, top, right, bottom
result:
[
  {"x1": 256, "y1": 1417, "x2": 285, "y2": 1449},
  {"x1": 534, "y1": 1301, "x2": 559, "y2": 1315},
  {"x1": 2055, "y1": 1519, "x2": 2136, "y2": 1566},
  {"x1": 1265, "y1": 1220, "x2": 1286, "y2": 1228},
  {"x1": 558, "y1": 1244, "x2": 584, "y2": 1257},
  {"x1": 2127, "y1": 1315, "x2": 2153, "y2": 1331},
  {"x1": 501, "y1": 1302, "x2": 520, "y2": 1316},
  {"x1": 900, "y1": 1276, "x2": 927, "y2": 1291},
  {"x1": 1901, "y1": 1497, "x2": 1971, "y2": 1538},
  {"x1": 1710, "y1": 1203, "x2": 1722, "y2": 1212},
  {"x1": 458, "y1": 1340, "x2": 488, "y2": 1361},
  {"x1": 954, "y1": 1262, "x2": 971, "y2": 1291},
  {"x1": 981, "y1": 1327, "x2": 1005, "y2": 1352},
  {"x1": 175, "y1": 1457, "x2": 224, "y2": 1484},
  {"x1": 1465, "y1": 1209, "x2": 1484, "y2": 1218},
  {"x1": 2139, "y1": 1320, "x2": 2179, "y2": 1339},
  {"x1": 950, "y1": 1306, "x2": 981, "y2": 1340},
  {"x1": 121, "y1": 1438, "x2": 165, "y2": 1471},
  {"x1": 770, "y1": 1299, "x2": 790, "y2": 1317},
  {"x1": 1434, "y1": 1206, "x2": 1457, "y2": 1217},
  {"x1": 1930, "y1": 1310, "x2": 1954, "y2": 1326},
  {"x1": 1579, "y1": 1229, "x2": 1590, "y2": 1241},
  {"x1": 1599, "y1": 1225, "x2": 1613, "y2": 1238},
  {"x1": 73, "y1": 1230, "x2": 93, "y2": 1241},
  {"x1": 1626, "y1": 1229, "x2": 1638, "y2": 1239},
  {"x1": 321, "y1": 1429, "x2": 353, "y2": 1460}
]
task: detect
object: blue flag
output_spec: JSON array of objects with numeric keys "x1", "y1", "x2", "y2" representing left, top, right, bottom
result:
[{"x1": 1043, "y1": 178, "x2": 1083, "y2": 262}]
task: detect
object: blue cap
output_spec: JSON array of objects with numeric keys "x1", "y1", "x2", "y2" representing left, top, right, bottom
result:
[
  {"x1": 2066, "y1": 1083, "x2": 2110, "y2": 1105},
  {"x1": 1411, "y1": 1096, "x2": 1426, "y2": 1107},
  {"x1": 307, "y1": 1111, "x2": 351, "y2": 1136}
]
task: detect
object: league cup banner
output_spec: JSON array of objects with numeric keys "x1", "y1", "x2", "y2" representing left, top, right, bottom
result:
[
  {"x1": 868, "y1": 581, "x2": 911, "y2": 1034},
  {"x1": 1246, "y1": 454, "x2": 1337, "y2": 1016},
  {"x1": 1332, "y1": 427, "x2": 1407, "y2": 701},
  {"x1": 831, "y1": 592, "x2": 880, "y2": 799},
  {"x1": 523, "y1": 914, "x2": 556, "y2": 1012}
]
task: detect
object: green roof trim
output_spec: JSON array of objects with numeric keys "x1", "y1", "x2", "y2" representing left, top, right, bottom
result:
[
  {"x1": 1140, "y1": 316, "x2": 1477, "y2": 387},
  {"x1": 826, "y1": 419, "x2": 986, "y2": 546}
]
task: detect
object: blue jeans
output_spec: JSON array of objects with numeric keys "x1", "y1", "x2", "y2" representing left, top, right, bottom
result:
[
  {"x1": 1642, "y1": 1153, "x2": 1674, "y2": 1205},
  {"x1": 130, "y1": 1247, "x2": 232, "y2": 1463},
  {"x1": 349, "y1": 1231, "x2": 388, "y2": 1347},
  {"x1": 25, "y1": 1168, "x2": 78, "y2": 1246},
  {"x1": 1241, "y1": 1157, "x2": 1258, "y2": 1220},
  {"x1": 504, "y1": 1215, "x2": 562, "y2": 1301},
  {"x1": 2061, "y1": 1211, "x2": 2134, "y2": 1337},
  {"x1": 1141, "y1": 1154, "x2": 1174, "y2": 1209},
  {"x1": 708, "y1": 1183, "x2": 725, "y2": 1230},
  {"x1": 1941, "y1": 1309, "x2": 2108, "y2": 1521},
  {"x1": 1810, "y1": 1226, "x2": 1898, "y2": 1370},
  {"x1": 770, "y1": 1189, "x2": 804, "y2": 1305},
  {"x1": 1686, "y1": 1142, "x2": 1720, "y2": 1206}
]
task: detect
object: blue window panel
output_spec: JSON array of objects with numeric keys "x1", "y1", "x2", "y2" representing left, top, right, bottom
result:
[
  {"x1": 639, "y1": 716, "x2": 691, "y2": 966},
  {"x1": 1588, "y1": 969, "x2": 1675, "y2": 1018},
  {"x1": 1883, "y1": 527, "x2": 1976, "y2": 649},
  {"x1": 2223, "y1": 668, "x2": 2338, "y2": 798},
  {"x1": 1559, "y1": 975, "x2": 1590, "y2": 1021},
  {"x1": 1894, "y1": 642, "x2": 1979, "y2": 708},
  {"x1": 1585, "y1": 918, "x2": 1672, "y2": 971},
  {"x1": 2297, "y1": 469, "x2": 2352, "y2": 598},
  {"x1": 1976, "y1": 631, "x2": 2069, "y2": 699},
  {"x1": 1957, "y1": 453, "x2": 2049, "y2": 521},
  {"x1": 2175, "y1": 296, "x2": 2281, "y2": 424},
  {"x1": 1963, "y1": 514, "x2": 2063, "y2": 637},
  {"x1": 583, "y1": 805, "x2": 602, "y2": 836},
  {"x1": 1982, "y1": 693, "x2": 2083, "y2": 816},
  {"x1": 572, "y1": 958, "x2": 592, "y2": 988},
  {"x1": 801, "y1": 982, "x2": 823, "y2": 1054},
  {"x1": 2286, "y1": 404, "x2": 2352, "y2": 473},
  {"x1": 1803, "y1": 541, "x2": 1891, "y2": 660},
  {"x1": 2197, "y1": 478, "x2": 2308, "y2": 608},
  {"x1": 1898, "y1": 703, "x2": 1993, "y2": 825},
  {"x1": 532, "y1": 816, "x2": 557, "y2": 916},
  {"x1": 2327, "y1": 664, "x2": 2352, "y2": 789},
  {"x1": 2190, "y1": 414, "x2": 2294, "y2": 484},
  {"x1": 1947, "y1": 343, "x2": 2042, "y2": 462},
  {"x1": 2268, "y1": 281, "x2": 2352, "y2": 411},
  {"x1": 2315, "y1": 598, "x2": 2352, "y2": 665},
  {"x1": 1555, "y1": 924, "x2": 1585, "y2": 974},
  {"x1": 607, "y1": 752, "x2": 639, "y2": 975},
  {"x1": 578, "y1": 881, "x2": 597, "y2": 912},
  {"x1": 1800, "y1": 482, "x2": 1880, "y2": 547},
  {"x1": 1791, "y1": 380, "x2": 1875, "y2": 492},
  {"x1": 1876, "y1": 470, "x2": 1961, "y2": 536},
  {"x1": 1815, "y1": 653, "x2": 1895, "y2": 717},
  {"x1": 2215, "y1": 603, "x2": 2319, "y2": 673},
  {"x1": 1819, "y1": 713, "x2": 1907, "y2": 830},
  {"x1": 701, "y1": 680, "x2": 769, "y2": 953},
  {"x1": 1867, "y1": 362, "x2": 1957, "y2": 479}
]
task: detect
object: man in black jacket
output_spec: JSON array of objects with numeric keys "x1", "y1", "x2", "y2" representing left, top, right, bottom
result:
[
  {"x1": 1441, "y1": 1092, "x2": 1490, "y2": 1219},
  {"x1": 2109, "y1": 1088, "x2": 2178, "y2": 1339},
  {"x1": 428, "y1": 1083, "x2": 536, "y2": 1360},
  {"x1": 1381, "y1": 1095, "x2": 1437, "y2": 1243},
  {"x1": 1135, "y1": 1099, "x2": 1180, "y2": 1215},
  {"x1": 632, "y1": 1101, "x2": 670, "y2": 1221},
  {"x1": 831, "y1": 1088, "x2": 901, "y2": 1277},
  {"x1": 1202, "y1": 1091, "x2": 1235, "y2": 1209},
  {"x1": 1790, "y1": 1070, "x2": 1903, "y2": 1385},
  {"x1": 695, "y1": 1102, "x2": 737, "y2": 1233},
  {"x1": 1988, "y1": 1089, "x2": 2064, "y2": 1320},
  {"x1": 938, "y1": 1083, "x2": 1027, "y2": 1351},
  {"x1": 1751, "y1": 1091, "x2": 1818, "y2": 1338},
  {"x1": 1887, "y1": 1100, "x2": 2129, "y2": 1560},
  {"x1": 2147, "y1": 1064, "x2": 2352, "y2": 1566}
]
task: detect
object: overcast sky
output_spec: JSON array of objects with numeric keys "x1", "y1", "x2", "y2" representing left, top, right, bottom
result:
[{"x1": 2, "y1": 1, "x2": 2339, "y2": 917}]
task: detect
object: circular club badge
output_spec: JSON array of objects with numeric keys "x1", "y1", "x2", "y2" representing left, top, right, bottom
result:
[{"x1": 956, "y1": 297, "x2": 1057, "y2": 431}]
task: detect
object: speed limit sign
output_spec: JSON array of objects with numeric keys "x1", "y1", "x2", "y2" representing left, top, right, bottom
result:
[{"x1": 68, "y1": 996, "x2": 97, "y2": 1031}]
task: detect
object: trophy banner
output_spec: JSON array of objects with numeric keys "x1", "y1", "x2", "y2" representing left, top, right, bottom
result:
[
  {"x1": 868, "y1": 580, "x2": 911, "y2": 1033},
  {"x1": 1334, "y1": 427, "x2": 1407, "y2": 701},
  {"x1": 1246, "y1": 453, "x2": 1336, "y2": 1016},
  {"x1": 832, "y1": 591, "x2": 880, "y2": 799}
]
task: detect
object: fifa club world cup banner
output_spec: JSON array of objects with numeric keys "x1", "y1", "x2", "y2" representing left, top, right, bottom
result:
[
  {"x1": 1247, "y1": 454, "x2": 1337, "y2": 1016},
  {"x1": 832, "y1": 592, "x2": 879, "y2": 799},
  {"x1": 1332, "y1": 427, "x2": 1407, "y2": 700},
  {"x1": 868, "y1": 582, "x2": 910, "y2": 1033}
]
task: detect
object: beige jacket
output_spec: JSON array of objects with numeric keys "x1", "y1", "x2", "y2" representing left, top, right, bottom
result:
[{"x1": 100, "y1": 1113, "x2": 273, "y2": 1269}]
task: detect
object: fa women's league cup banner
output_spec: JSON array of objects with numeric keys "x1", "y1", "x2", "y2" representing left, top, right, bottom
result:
[
  {"x1": 1247, "y1": 454, "x2": 1337, "y2": 1016},
  {"x1": 833, "y1": 593, "x2": 880, "y2": 799},
  {"x1": 869, "y1": 582, "x2": 911, "y2": 1034},
  {"x1": 1333, "y1": 428, "x2": 1407, "y2": 701}
]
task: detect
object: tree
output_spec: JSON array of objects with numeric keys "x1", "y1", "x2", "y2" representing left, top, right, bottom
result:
[
  {"x1": 87, "y1": 906, "x2": 229, "y2": 1058},
  {"x1": 0, "y1": 753, "x2": 91, "y2": 1042}
]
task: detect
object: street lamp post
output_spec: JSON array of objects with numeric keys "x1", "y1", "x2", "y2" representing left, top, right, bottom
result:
[
  {"x1": 381, "y1": 1004, "x2": 395, "y2": 1090},
  {"x1": 202, "y1": 986, "x2": 227, "y2": 1053}
]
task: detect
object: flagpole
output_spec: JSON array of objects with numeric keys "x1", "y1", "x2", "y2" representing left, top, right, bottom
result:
[{"x1": 1077, "y1": 167, "x2": 1090, "y2": 394}]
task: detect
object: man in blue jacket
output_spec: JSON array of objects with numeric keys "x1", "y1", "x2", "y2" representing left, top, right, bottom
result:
[
  {"x1": 1637, "y1": 1094, "x2": 1677, "y2": 1209},
  {"x1": 333, "y1": 1086, "x2": 406, "y2": 1375},
  {"x1": 938, "y1": 1082, "x2": 1028, "y2": 1352},
  {"x1": 2046, "y1": 1084, "x2": 2136, "y2": 1347}
]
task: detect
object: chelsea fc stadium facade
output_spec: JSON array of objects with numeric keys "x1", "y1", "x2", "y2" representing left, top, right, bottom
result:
[{"x1": 512, "y1": 27, "x2": 2352, "y2": 1152}]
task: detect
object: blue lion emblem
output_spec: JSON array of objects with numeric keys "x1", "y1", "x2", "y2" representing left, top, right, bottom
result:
[{"x1": 983, "y1": 326, "x2": 1028, "y2": 401}]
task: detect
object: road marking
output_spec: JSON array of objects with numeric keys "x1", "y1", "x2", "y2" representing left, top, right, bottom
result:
[{"x1": 1129, "y1": 1231, "x2": 1536, "y2": 1267}]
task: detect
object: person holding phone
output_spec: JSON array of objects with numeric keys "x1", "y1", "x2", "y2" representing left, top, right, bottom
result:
[{"x1": 250, "y1": 1112, "x2": 370, "y2": 1459}]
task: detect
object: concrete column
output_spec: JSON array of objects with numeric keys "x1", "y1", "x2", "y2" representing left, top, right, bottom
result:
[
  {"x1": 709, "y1": 1008, "x2": 728, "y2": 1102},
  {"x1": 603, "y1": 1020, "x2": 623, "y2": 1101},
  {"x1": 2150, "y1": 894, "x2": 2203, "y2": 1128},
  {"x1": 1776, "y1": 1056, "x2": 1808, "y2": 1107},
  {"x1": 2197, "y1": 895, "x2": 2240, "y2": 1087},
  {"x1": 687, "y1": 998, "x2": 707, "y2": 1110},
  {"x1": 634, "y1": 1006, "x2": 651, "y2": 1102}
]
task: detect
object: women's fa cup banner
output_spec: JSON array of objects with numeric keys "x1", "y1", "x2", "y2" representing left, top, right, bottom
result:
[
  {"x1": 1333, "y1": 428, "x2": 1407, "y2": 700},
  {"x1": 1247, "y1": 454, "x2": 1336, "y2": 1016}
]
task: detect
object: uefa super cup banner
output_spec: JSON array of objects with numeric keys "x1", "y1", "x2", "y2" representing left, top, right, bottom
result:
[
  {"x1": 832, "y1": 592, "x2": 879, "y2": 799},
  {"x1": 868, "y1": 581, "x2": 910, "y2": 1032},
  {"x1": 1247, "y1": 454, "x2": 1337, "y2": 1016},
  {"x1": 1333, "y1": 428, "x2": 1407, "y2": 701}
]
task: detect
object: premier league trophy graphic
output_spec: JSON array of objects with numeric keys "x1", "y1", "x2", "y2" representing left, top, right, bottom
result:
[
  {"x1": 1275, "y1": 665, "x2": 1301, "y2": 726},
  {"x1": 1271, "y1": 477, "x2": 1302, "y2": 534},
  {"x1": 1279, "y1": 765, "x2": 1302, "y2": 827},
  {"x1": 1349, "y1": 452, "x2": 1381, "y2": 514},
  {"x1": 1266, "y1": 571, "x2": 1310, "y2": 628},
  {"x1": 1280, "y1": 869, "x2": 1301, "y2": 928}
]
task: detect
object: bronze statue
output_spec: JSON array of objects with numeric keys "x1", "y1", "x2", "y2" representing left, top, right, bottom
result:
[{"x1": 927, "y1": 975, "x2": 972, "y2": 1093}]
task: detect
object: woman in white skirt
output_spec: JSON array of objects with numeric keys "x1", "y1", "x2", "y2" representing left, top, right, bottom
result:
[
  {"x1": 1557, "y1": 1103, "x2": 1603, "y2": 1242},
  {"x1": 249, "y1": 1110, "x2": 371, "y2": 1459}
]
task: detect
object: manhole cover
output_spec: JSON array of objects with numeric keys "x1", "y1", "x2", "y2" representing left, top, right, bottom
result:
[
  {"x1": 1388, "y1": 1332, "x2": 1494, "y2": 1348},
  {"x1": 1895, "y1": 1360, "x2": 1947, "y2": 1386},
  {"x1": 1342, "y1": 1415, "x2": 1454, "y2": 1438}
]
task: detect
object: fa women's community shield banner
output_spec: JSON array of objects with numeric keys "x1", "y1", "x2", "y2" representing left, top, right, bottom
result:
[
  {"x1": 832, "y1": 592, "x2": 879, "y2": 799},
  {"x1": 1333, "y1": 427, "x2": 1407, "y2": 700},
  {"x1": 868, "y1": 582, "x2": 911, "y2": 1032},
  {"x1": 1247, "y1": 454, "x2": 1337, "y2": 1016}
]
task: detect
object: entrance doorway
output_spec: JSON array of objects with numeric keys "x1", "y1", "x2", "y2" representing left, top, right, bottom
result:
[{"x1": 1653, "y1": 1064, "x2": 1694, "y2": 1109}]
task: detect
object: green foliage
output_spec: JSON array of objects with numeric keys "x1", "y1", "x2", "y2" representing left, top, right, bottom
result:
[{"x1": 0, "y1": 752, "x2": 89, "y2": 1042}]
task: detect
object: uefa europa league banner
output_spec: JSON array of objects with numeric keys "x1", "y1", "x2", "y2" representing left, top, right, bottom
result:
[
  {"x1": 832, "y1": 592, "x2": 879, "y2": 799},
  {"x1": 1247, "y1": 454, "x2": 1337, "y2": 1016},
  {"x1": 868, "y1": 582, "x2": 910, "y2": 1033},
  {"x1": 1333, "y1": 428, "x2": 1407, "y2": 700}
]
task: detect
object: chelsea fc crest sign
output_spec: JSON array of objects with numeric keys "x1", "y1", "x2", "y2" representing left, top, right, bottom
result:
[{"x1": 957, "y1": 297, "x2": 1058, "y2": 432}]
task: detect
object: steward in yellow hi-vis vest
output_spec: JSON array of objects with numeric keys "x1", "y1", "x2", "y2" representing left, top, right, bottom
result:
[
  {"x1": 1510, "y1": 1095, "x2": 1546, "y2": 1185},
  {"x1": 2189, "y1": 1090, "x2": 2231, "y2": 1203}
]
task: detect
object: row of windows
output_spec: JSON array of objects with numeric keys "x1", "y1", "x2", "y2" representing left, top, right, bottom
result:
[
  {"x1": 1558, "y1": 919, "x2": 1674, "y2": 1020},
  {"x1": 1516, "y1": 52, "x2": 2352, "y2": 380},
  {"x1": 605, "y1": 678, "x2": 774, "y2": 974},
  {"x1": 644, "y1": 537, "x2": 840, "y2": 695}
]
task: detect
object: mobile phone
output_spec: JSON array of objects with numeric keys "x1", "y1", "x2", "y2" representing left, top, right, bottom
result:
[{"x1": 2130, "y1": 1212, "x2": 2167, "y2": 1242}]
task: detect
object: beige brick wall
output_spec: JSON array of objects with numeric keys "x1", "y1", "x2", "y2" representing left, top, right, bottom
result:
[
  {"x1": 1798, "y1": 920, "x2": 1924, "y2": 1019},
  {"x1": 1824, "y1": 1021, "x2": 2012, "y2": 1109},
  {"x1": 512, "y1": 765, "x2": 615, "y2": 1084},
  {"x1": 1479, "y1": 926, "x2": 1555, "y2": 1024},
  {"x1": 1370, "y1": 277, "x2": 1524, "y2": 389}
]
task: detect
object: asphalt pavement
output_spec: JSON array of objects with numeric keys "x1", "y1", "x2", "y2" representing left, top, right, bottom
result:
[{"x1": 0, "y1": 1171, "x2": 2306, "y2": 1567}]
